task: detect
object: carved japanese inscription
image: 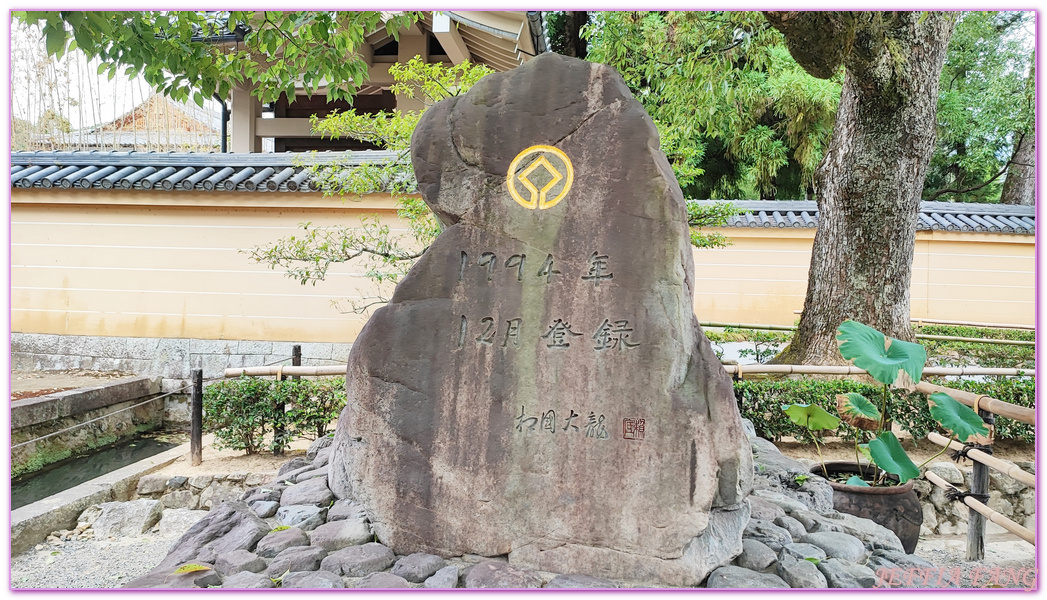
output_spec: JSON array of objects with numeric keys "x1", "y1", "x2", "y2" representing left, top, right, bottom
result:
[{"x1": 330, "y1": 53, "x2": 753, "y2": 587}]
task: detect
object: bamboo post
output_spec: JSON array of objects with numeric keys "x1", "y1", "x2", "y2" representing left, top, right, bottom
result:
[
  {"x1": 924, "y1": 471, "x2": 1034, "y2": 544},
  {"x1": 927, "y1": 432, "x2": 1035, "y2": 488},
  {"x1": 966, "y1": 406, "x2": 991, "y2": 561},
  {"x1": 190, "y1": 369, "x2": 203, "y2": 466},
  {"x1": 224, "y1": 365, "x2": 346, "y2": 378},
  {"x1": 721, "y1": 364, "x2": 1033, "y2": 379}
]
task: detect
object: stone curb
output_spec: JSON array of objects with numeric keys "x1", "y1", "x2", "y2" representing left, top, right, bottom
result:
[{"x1": 11, "y1": 435, "x2": 205, "y2": 554}]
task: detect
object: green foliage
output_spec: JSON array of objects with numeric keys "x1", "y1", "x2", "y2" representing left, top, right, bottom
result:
[
  {"x1": 685, "y1": 201, "x2": 741, "y2": 249},
  {"x1": 928, "y1": 392, "x2": 989, "y2": 442},
  {"x1": 845, "y1": 476, "x2": 870, "y2": 487},
  {"x1": 925, "y1": 11, "x2": 1034, "y2": 202},
  {"x1": 781, "y1": 321, "x2": 1015, "y2": 484},
  {"x1": 782, "y1": 403, "x2": 840, "y2": 431},
  {"x1": 12, "y1": 11, "x2": 420, "y2": 104},
  {"x1": 837, "y1": 320, "x2": 926, "y2": 386},
  {"x1": 247, "y1": 58, "x2": 493, "y2": 313},
  {"x1": 270, "y1": 525, "x2": 291, "y2": 532},
  {"x1": 867, "y1": 431, "x2": 921, "y2": 483},
  {"x1": 584, "y1": 11, "x2": 841, "y2": 199},
  {"x1": 839, "y1": 392, "x2": 880, "y2": 422},
  {"x1": 203, "y1": 376, "x2": 346, "y2": 454},
  {"x1": 917, "y1": 324, "x2": 1034, "y2": 369}
]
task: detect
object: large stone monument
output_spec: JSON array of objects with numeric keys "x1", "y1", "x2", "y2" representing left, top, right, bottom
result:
[{"x1": 329, "y1": 53, "x2": 753, "y2": 586}]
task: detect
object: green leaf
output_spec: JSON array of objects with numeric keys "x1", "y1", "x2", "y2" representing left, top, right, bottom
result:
[
  {"x1": 837, "y1": 320, "x2": 926, "y2": 386},
  {"x1": 172, "y1": 564, "x2": 212, "y2": 575},
  {"x1": 270, "y1": 525, "x2": 290, "y2": 532},
  {"x1": 44, "y1": 25, "x2": 66, "y2": 57},
  {"x1": 804, "y1": 557, "x2": 821, "y2": 565},
  {"x1": 867, "y1": 432, "x2": 921, "y2": 483},
  {"x1": 845, "y1": 475, "x2": 870, "y2": 487},
  {"x1": 928, "y1": 392, "x2": 989, "y2": 442},
  {"x1": 857, "y1": 443, "x2": 872, "y2": 462},
  {"x1": 839, "y1": 392, "x2": 879, "y2": 420},
  {"x1": 782, "y1": 403, "x2": 840, "y2": 431}
]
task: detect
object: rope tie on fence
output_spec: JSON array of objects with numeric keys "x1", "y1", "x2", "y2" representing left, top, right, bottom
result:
[
  {"x1": 946, "y1": 488, "x2": 990, "y2": 505},
  {"x1": 951, "y1": 442, "x2": 994, "y2": 463},
  {"x1": 734, "y1": 364, "x2": 743, "y2": 381}
]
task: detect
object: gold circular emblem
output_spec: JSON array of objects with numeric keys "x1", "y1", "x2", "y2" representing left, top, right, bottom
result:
[{"x1": 506, "y1": 145, "x2": 574, "y2": 210}]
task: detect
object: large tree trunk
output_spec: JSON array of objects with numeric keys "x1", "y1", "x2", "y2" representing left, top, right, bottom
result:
[
  {"x1": 765, "y1": 12, "x2": 955, "y2": 364},
  {"x1": 1000, "y1": 60, "x2": 1034, "y2": 206},
  {"x1": 1000, "y1": 130, "x2": 1035, "y2": 205}
]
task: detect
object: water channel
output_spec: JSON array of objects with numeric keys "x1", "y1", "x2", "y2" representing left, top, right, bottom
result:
[{"x1": 11, "y1": 432, "x2": 185, "y2": 510}]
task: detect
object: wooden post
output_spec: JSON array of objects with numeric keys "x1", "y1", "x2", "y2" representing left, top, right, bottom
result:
[
  {"x1": 966, "y1": 408, "x2": 992, "y2": 561},
  {"x1": 190, "y1": 369, "x2": 203, "y2": 466}
]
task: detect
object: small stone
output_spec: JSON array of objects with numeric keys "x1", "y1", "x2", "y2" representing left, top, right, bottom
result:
[
  {"x1": 276, "y1": 505, "x2": 327, "y2": 532},
  {"x1": 424, "y1": 565, "x2": 461, "y2": 589},
  {"x1": 78, "y1": 505, "x2": 102, "y2": 527},
  {"x1": 136, "y1": 474, "x2": 167, "y2": 496},
  {"x1": 355, "y1": 572, "x2": 411, "y2": 588},
  {"x1": 266, "y1": 546, "x2": 328, "y2": 578},
  {"x1": 312, "y1": 447, "x2": 333, "y2": 469},
  {"x1": 279, "y1": 477, "x2": 335, "y2": 508},
  {"x1": 990, "y1": 470, "x2": 1028, "y2": 495},
  {"x1": 750, "y1": 489, "x2": 809, "y2": 514},
  {"x1": 319, "y1": 542, "x2": 395, "y2": 577},
  {"x1": 245, "y1": 473, "x2": 271, "y2": 487},
  {"x1": 391, "y1": 553, "x2": 447, "y2": 583},
  {"x1": 256, "y1": 527, "x2": 310, "y2": 558},
  {"x1": 743, "y1": 519, "x2": 793, "y2": 552},
  {"x1": 293, "y1": 467, "x2": 329, "y2": 483},
  {"x1": 781, "y1": 542, "x2": 827, "y2": 562},
  {"x1": 157, "y1": 508, "x2": 209, "y2": 538},
  {"x1": 187, "y1": 475, "x2": 214, "y2": 490},
  {"x1": 776, "y1": 555, "x2": 827, "y2": 588},
  {"x1": 275, "y1": 465, "x2": 313, "y2": 485},
  {"x1": 221, "y1": 571, "x2": 275, "y2": 589},
  {"x1": 800, "y1": 532, "x2": 866, "y2": 563},
  {"x1": 92, "y1": 500, "x2": 163, "y2": 537},
  {"x1": 464, "y1": 560, "x2": 543, "y2": 589},
  {"x1": 251, "y1": 501, "x2": 280, "y2": 519},
  {"x1": 241, "y1": 487, "x2": 281, "y2": 504},
  {"x1": 306, "y1": 435, "x2": 334, "y2": 460},
  {"x1": 774, "y1": 515, "x2": 807, "y2": 539},
  {"x1": 749, "y1": 497, "x2": 786, "y2": 521},
  {"x1": 735, "y1": 539, "x2": 777, "y2": 571},
  {"x1": 817, "y1": 558, "x2": 876, "y2": 588},
  {"x1": 161, "y1": 490, "x2": 199, "y2": 510},
  {"x1": 214, "y1": 549, "x2": 267, "y2": 576},
  {"x1": 925, "y1": 462, "x2": 964, "y2": 485},
  {"x1": 166, "y1": 476, "x2": 188, "y2": 489},
  {"x1": 705, "y1": 565, "x2": 789, "y2": 588},
  {"x1": 281, "y1": 570, "x2": 345, "y2": 589},
  {"x1": 327, "y1": 500, "x2": 367, "y2": 522},
  {"x1": 547, "y1": 573, "x2": 618, "y2": 588},
  {"x1": 226, "y1": 472, "x2": 247, "y2": 483},
  {"x1": 309, "y1": 518, "x2": 372, "y2": 551},
  {"x1": 278, "y1": 457, "x2": 313, "y2": 476}
]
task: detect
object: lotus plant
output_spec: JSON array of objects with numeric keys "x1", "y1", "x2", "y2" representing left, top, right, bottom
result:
[{"x1": 783, "y1": 320, "x2": 990, "y2": 486}]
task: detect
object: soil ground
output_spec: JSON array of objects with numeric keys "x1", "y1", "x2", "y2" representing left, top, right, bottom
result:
[{"x1": 11, "y1": 369, "x2": 138, "y2": 401}]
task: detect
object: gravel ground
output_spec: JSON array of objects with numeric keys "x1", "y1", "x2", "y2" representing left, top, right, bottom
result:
[
  {"x1": 11, "y1": 534, "x2": 176, "y2": 589},
  {"x1": 913, "y1": 535, "x2": 1035, "y2": 589}
]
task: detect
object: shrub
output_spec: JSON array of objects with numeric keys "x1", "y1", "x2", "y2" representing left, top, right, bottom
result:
[
  {"x1": 735, "y1": 377, "x2": 1034, "y2": 444},
  {"x1": 203, "y1": 376, "x2": 347, "y2": 454}
]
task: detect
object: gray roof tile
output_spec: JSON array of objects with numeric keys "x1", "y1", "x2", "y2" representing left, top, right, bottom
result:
[
  {"x1": 690, "y1": 200, "x2": 1033, "y2": 235},
  {"x1": 10, "y1": 150, "x2": 400, "y2": 193}
]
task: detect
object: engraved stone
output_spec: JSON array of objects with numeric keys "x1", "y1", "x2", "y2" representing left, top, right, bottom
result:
[{"x1": 329, "y1": 52, "x2": 752, "y2": 587}]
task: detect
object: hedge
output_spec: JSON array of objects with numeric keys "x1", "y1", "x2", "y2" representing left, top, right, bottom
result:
[{"x1": 734, "y1": 377, "x2": 1034, "y2": 444}]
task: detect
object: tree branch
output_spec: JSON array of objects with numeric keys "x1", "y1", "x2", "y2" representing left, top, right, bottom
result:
[
  {"x1": 926, "y1": 134, "x2": 1022, "y2": 200},
  {"x1": 763, "y1": 11, "x2": 854, "y2": 79}
]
